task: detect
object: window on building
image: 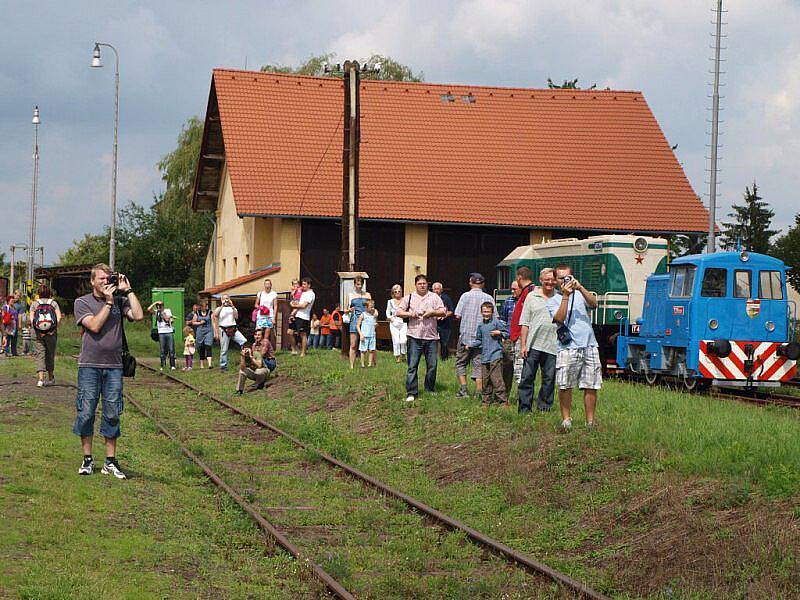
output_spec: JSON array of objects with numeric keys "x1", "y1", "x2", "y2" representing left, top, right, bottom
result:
[
  {"x1": 245, "y1": 254, "x2": 250, "y2": 272},
  {"x1": 759, "y1": 270, "x2": 783, "y2": 299},
  {"x1": 222, "y1": 258, "x2": 227, "y2": 279},
  {"x1": 233, "y1": 256, "x2": 238, "y2": 276},
  {"x1": 701, "y1": 268, "x2": 727, "y2": 297},
  {"x1": 734, "y1": 270, "x2": 751, "y2": 298},
  {"x1": 669, "y1": 265, "x2": 696, "y2": 298}
]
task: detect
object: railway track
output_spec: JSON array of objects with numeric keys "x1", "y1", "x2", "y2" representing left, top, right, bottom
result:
[
  {"x1": 713, "y1": 386, "x2": 800, "y2": 409},
  {"x1": 129, "y1": 362, "x2": 607, "y2": 599}
]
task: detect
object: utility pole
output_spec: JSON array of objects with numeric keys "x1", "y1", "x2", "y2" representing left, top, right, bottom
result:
[
  {"x1": 340, "y1": 60, "x2": 360, "y2": 272},
  {"x1": 707, "y1": 0, "x2": 725, "y2": 253},
  {"x1": 325, "y1": 59, "x2": 380, "y2": 272}
]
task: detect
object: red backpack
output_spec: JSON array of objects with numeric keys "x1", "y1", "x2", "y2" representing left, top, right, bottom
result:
[
  {"x1": 1, "y1": 306, "x2": 12, "y2": 326},
  {"x1": 32, "y1": 300, "x2": 58, "y2": 334}
]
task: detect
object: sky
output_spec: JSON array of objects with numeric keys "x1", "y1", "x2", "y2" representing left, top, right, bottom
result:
[{"x1": 2, "y1": 0, "x2": 799, "y2": 266}]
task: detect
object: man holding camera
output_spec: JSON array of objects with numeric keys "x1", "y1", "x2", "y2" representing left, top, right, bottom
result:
[
  {"x1": 236, "y1": 328, "x2": 276, "y2": 394},
  {"x1": 73, "y1": 264, "x2": 144, "y2": 479},
  {"x1": 213, "y1": 294, "x2": 246, "y2": 371},
  {"x1": 550, "y1": 264, "x2": 600, "y2": 432}
]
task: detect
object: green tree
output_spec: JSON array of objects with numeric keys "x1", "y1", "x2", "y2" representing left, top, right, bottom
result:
[
  {"x1": 262, "y1": 53, "x2": 423, "y2": 81},
  {"x1": 547, "y1": 77, "x2": 596, "y2": 90},
  {"x1": 720, "y1": 181, "x2": 778, "y2": 253},
  {"x1": 773, "y1": 214, "x2": 800, "y2": 291},
  {"x1": 59, "y1": 232, "x2": 110, "y2": 265}
]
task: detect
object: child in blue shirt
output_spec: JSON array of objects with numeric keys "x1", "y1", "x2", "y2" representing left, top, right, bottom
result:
[
  {"x1": 472, "y1": 301, "x2": 509, "y2": 404},
  {"x1": 357, "y1": 299, "x2": 378, "y2": 368}
]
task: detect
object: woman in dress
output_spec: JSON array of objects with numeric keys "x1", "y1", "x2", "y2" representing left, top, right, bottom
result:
[
  {"x1": 194, "y1": 301, "x2": 214, "y2": 369},
  {"x1": 386, "y1": 284, "x2": 408, "y2": 363},
  {"x1": 345, "y1": 276, "x2": 372, "y2": 369}
]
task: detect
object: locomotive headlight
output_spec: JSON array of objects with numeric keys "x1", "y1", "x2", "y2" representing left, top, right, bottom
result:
[
  {"x1": 740, "y1": 251, "x2": 750, "y2": 262},
  {"x1": 614, "y1": 310, "x2": 624, "y2": 321},
  {"x1": 708, "y1": 318, "x2": 719, "y2": 330},
  {"x1": 765, "y1": 321, "x2": 776, "y2": 332}
]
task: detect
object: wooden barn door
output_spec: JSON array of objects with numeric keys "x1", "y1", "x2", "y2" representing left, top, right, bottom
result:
[{"x1": 427, "y1": 225, "x2": 529, "y2": 301}]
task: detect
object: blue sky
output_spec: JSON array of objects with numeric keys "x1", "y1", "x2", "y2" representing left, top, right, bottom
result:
[{"x1": 2, "y1": 0, "x2": 799, "y2": 263}]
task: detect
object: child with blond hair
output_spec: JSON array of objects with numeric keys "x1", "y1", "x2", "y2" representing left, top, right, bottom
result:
[
  {"x1": 356, "y1": 299, "x2": 378, "y2": 368},
  {"x1": 182, "y1": 325, "x2": 196, "y2": 371}
]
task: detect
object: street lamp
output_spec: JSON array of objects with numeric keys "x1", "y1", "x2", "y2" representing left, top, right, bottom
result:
[
  {"x1": 29, "y1": 106, "x2": 40, "y2": 291},
  {"x1": 90, "y1": 42, "x2": 120, "y2": 270}
]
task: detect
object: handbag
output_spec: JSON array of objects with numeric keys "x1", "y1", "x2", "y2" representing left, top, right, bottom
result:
[
  {"x1": 117, "y1": 298, "x2": 136, "y2": 378},
  {"x1": 402, "y1": 295, "x2": 412, "y2": 324},
  {"x1": 556, "y1": 293, "x2": 575, "y2": 346}
]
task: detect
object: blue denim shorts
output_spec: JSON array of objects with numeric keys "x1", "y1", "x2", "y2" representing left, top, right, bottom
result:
[{"x1": 72, "y1": 367, "x2": 124, "y2": 439}]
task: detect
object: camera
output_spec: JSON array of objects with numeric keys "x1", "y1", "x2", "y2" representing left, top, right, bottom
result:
[
  {"x1": 108, "y1": 272, "x2": 119, "y2": 286},
  {"x1": 562, "y1": 275, "x2": 573, "y2": 287}
]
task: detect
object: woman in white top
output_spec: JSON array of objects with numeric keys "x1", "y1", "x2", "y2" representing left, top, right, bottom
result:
[
  {"x1": 386, "y1": 284, "x2": 408, "y2": 363},
  {"x1": 148, "y1": 300, "x2": 176, "y2": 370},
  {"x1": 254, "y1": 278, "x2": 278, "y2": 342}
]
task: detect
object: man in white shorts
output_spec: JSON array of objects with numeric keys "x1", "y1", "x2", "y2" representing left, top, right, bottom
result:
[{"x1": 548, "y1": 264, "x2": 601, "y2": 431}]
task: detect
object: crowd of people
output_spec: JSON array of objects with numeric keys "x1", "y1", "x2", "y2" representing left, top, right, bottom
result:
[
  {"x1": 2, "y1": 261, "x2": 602, "y2": 481},
  {"x1": 389, "y1": 267, "x2": 601, "y2": 433}
]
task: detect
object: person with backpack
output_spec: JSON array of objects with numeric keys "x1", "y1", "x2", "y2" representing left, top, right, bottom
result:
[
  {"x1": 29, "y1": 284, "x2": 62, "y2": 387},
  {"x1": 2, "y1": 296, "x2": 19, "y2": 357}
]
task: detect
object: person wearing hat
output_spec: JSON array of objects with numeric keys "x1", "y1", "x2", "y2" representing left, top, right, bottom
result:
[{"x1": 453, "y1": 272, "x2": 497, "y2": 398}]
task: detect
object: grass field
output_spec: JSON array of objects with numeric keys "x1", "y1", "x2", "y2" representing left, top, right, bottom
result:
[{"x1": 1, "y1": 317, "x2": 798, "y2": 598}]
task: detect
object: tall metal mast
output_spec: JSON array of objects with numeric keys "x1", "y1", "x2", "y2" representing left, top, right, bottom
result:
[
  {"x1": 707, "y1": 0, "x2": 725, "y2": 253},
  {"x1": 29, "y1": 106, "x2": 41, "y2": 288}
]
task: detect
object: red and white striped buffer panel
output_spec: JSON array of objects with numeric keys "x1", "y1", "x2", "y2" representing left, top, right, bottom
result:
[{"x1": 699, "y1": 341, "x2": 797, "y2": 382}]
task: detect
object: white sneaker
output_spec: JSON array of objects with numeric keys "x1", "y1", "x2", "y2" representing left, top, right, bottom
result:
[
  {"x1": 561, "y1": 418, "x2": 572, "y2": 432},
  {"x1": 404, "y1": 395, "x2": 416, "y2": 402},
  {"x1": 171, "y1": 366, "x2": 176, "y2": 371},
  {"x1": 78, "y1": 457, "x2": 93, "y2": 475},
  {"x1": 101, "y1": 461, "x2": 127, "y2": 480},
  {"x1": 36, "y1": 380, "x2": 44, "y2": 388}
]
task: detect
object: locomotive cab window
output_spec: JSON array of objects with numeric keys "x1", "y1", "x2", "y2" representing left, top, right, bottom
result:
[
  {"x1": 669, "y1": 265, "x2": 696, "y2": 297},
  {"x1": 734, "y1": 270, "x2": 751, "y2": 298},
  {"x1": 759, "y1": 270, "x2": 783, "y2": 299},
  {"x1": 701, "y1": 268, "x2": 727, "y2": 297},
  {"x1": 497, "y1": 267, "x2": 511, "y2": 291}
]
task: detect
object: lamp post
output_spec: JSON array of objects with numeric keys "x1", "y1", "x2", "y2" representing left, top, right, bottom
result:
[
  {"x1": 91, "y1": 42, "x2": 120, "y2": 270},
  {"x1": 28, "y1": 106, "x2": 40, "y2": 291}
]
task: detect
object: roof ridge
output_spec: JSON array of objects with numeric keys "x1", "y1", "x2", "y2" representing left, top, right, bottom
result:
[{"x1": 211, "y1": 68, "x2": 642, "y2": 96}]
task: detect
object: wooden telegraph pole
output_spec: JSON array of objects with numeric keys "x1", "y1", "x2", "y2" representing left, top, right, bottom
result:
[{"x1": 340, "y1": 60, "x2": 360, "y2": 272}]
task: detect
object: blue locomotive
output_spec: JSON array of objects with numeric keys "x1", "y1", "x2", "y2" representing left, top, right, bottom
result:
[{"x1": 616, "y1": 250, "x2": 799, "y2": 389}]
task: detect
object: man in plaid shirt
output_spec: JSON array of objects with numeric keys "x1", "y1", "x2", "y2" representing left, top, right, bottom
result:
[{"x1": 454, "y1": 273, "x2": 496, "y2": 398}]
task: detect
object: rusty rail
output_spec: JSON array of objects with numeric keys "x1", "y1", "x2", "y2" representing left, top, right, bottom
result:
[
  {"x1": 123, "y1": 389, "x2": 354, "y2": 600},
  {"x1": 137, "y1": 361, "x2": 609, "y2": 600}
]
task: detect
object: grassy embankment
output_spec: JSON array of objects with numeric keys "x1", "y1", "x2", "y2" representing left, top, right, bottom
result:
[{"x1": 1, "y1": 317, "x2": 798, "y2": 598}]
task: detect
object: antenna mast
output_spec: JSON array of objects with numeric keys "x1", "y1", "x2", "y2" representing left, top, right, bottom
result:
[{"x1": 707, "y1": 0, "x2": 725, "y2": 253}]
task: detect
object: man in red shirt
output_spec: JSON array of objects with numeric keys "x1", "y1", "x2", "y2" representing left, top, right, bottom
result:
[{"x1": 508, "y1": 266, "x2": 536, "y2": 387}]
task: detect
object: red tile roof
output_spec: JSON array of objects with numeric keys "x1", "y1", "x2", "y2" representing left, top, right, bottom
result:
[
  {"x1": 199, "y1": 264, "x2": 280, "y2": 296},
  {"x1": 204, "y1": 68, "x2": 708, "y2": 233}
]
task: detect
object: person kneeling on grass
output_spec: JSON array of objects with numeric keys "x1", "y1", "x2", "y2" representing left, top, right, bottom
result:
[
  {"x1": 471, "y1": 301, "x2": 509, "y2": 405},
  {"x1": 236, "y1": 329, "x2": 276, "y2": 394},
  {"x1": 356, "y1": 299, "x2": 378, "y2": 368}
]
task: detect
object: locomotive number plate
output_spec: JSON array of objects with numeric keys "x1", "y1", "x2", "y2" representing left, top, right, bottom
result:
[{"x1": 672, "y1": 305, "x2": 684, "y2": 315}]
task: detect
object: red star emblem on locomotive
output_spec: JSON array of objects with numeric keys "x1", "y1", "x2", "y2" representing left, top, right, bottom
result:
[{"x1": 634, "y1": 254, "x2": 644, "y2": 264}]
